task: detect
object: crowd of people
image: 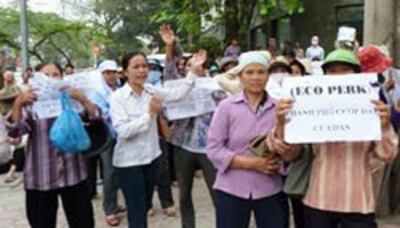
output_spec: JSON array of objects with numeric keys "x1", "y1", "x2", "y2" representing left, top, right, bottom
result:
[{"x1": 0, "y1": 24, "x2": 399, "y2": 228}]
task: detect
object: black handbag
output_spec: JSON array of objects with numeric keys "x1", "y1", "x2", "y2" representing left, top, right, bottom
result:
[{"x1": 82, "y1": 118, "x2": 113, "y2": 158}]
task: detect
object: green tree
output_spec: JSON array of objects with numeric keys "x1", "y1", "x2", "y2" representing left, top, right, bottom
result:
[
  {"x1": 92, "y1": 0, "x2": 162, "y2": 58},
  {"x1": 0, "y1": 7, "x2": 108, "y2": 67},
  {"x1": 152, "y1": 0, "x2": 303, "y2": 49}
]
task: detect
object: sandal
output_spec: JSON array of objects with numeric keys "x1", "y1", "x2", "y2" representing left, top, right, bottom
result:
[{"x1": 105, "y1": 215, "x2": 121, "y2": 227}]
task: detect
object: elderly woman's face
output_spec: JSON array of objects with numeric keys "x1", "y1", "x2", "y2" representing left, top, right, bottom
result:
[{"x1": 240, "y1": 63, "x2": 268, "y2": 94}]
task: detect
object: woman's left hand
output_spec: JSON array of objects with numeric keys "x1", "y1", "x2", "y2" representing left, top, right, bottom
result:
[
  {"x1": 270, "y1": 136, "x2": 300, "y2": 162},
  {"x1": 372, "y1": 99, "x2": 391, "y2": 131}
]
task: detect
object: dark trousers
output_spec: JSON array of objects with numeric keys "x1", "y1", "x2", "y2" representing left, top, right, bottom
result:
[
  {"x1": 215, "y1": 190, "x2": 288, "y2": 228},
  {"x1": 290, "y1": 197, "x2": 306, "y2": 228},
  {"x1": 99, "y1": 142, "x2": 119, "y2": 215},
  {"x1": 116, "y1": 158, "x2": 160, "y2": 228},
  {"x1": 12, "y1": 147, "x2": 25, "y2": 171},
  {"x1": 304, "y1": 206, "x2": 377, "y2": 228},
  {"x1": 152, "y1": 139, "x2": 174, "y2": 209},
  {"x1": 0, "y1": 148, "x2": 25, "y2": 174},
  {"x1": 86, "y1": 155, "x2": 102, "y2": 198},
  {"x1": 174, "y1": 146, "x2": 216, "y2": 228},
  {"x1": 25, "y1": 181, "x2": 94, "y2": 228}
]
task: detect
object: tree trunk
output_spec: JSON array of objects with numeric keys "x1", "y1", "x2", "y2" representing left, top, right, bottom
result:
[{"x1": 224, "y1": 0, "x2": 240, "y2": 45}]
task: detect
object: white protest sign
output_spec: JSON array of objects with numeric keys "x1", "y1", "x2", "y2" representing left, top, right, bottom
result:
[
  {"x1": 282, "y1": 74, "x2": 381, "y2": 143},
  {"x1": 163, "y1": 78, "x2": 219, "y2": 120},
  {"x1": 266, "y1": 73, "x2": 291, "y2": 99},
  {"x1": 194, "y1": 78, "x2": 222, "y2": 91},
  {"x1": 64, "y1": 72, "x2": 98, "y2": 96},
  {"x1": 29, "y1": 73, "x2": 91, "y2": 119},
  {"x1": 337, "y1": 26, "x2": 356, "y2": 42}
]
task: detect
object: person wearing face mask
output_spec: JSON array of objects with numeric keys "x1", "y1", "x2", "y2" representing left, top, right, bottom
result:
[
  {"x1": 147, "y1": 59, "x2": 163, "y2": 87},
  {"x1": 160, "y1": 25, "x2": 225, "y2": 228},
  {"x1": 147, "y1": 57, "x2": 178, "y2": 217},
  {"x1": 9, "y1": 63, "x2": 98, "y2": 228},
  {"x1": 306, "y1": 36, "x2": 325, "y2": 61}
]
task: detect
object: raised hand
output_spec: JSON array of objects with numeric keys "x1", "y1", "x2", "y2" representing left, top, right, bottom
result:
[
  {"x1": 190, "y1": 49, "x2": 207, "y2": 75},
  {"x1": 159, "y1": 24, "x2": 176, "y2": 46}
]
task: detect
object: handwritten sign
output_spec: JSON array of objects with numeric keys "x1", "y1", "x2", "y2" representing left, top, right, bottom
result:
[
  {"x1": 29, "y1": 73, "x2": 97, "y2": 119},
  {"x1": 163, "y1": 78, "x2": 219, "y2": 120},
  {"x1": 281, "y1": 74, "x2": 381, "y2": 143}
]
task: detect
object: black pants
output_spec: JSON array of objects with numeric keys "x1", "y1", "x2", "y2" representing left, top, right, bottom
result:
[
  {"x1": 290, "y1": 196, "x2": 306, "y2": 228},
  {"x1": 215, "y1": 190, "x2": 288, "y2": 228},
  {"x1": 86, "y1": 155, "x2": 103, "y2": 198},
  {"x1": 26, "y1": 181, "x2": 94, "y2": 228},
  {"x1": 152, "y1": 139, "x2": 174, "y2": 209},
  {"x1": 0, "y1": 148, "x2": 25, "y2": 174},
  {"x1": 304, "y1": 206, "x2": 377, "y2": 228},
  {"x1": 174, "y1": 146, "x2": 216, "y2": 228},
  {"x1": 116, "y1": 158, "x2": 160, "y2": 228},
  {"x1": 12, "y1": 147, "x2": 25, "y2": 171}
]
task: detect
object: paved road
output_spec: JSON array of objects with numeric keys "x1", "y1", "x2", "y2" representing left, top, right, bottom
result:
[{"x1": 0, "y1": 173, "x2": 399, "y2": 228}]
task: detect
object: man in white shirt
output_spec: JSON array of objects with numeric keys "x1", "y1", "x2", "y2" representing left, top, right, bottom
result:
[{"x1": 306, "y1": 36, "x2": 325, "y2": 61}]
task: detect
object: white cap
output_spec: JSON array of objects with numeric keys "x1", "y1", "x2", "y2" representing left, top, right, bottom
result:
[{"x1": 98, "y1": 60, "x2": 118, "y2": 73}]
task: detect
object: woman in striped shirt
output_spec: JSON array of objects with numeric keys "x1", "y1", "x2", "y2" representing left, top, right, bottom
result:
[
  {"x1": 270, "y1": 49, "x2": 398, "y2": 228},
  {"x1": 10, "y1": 63, "x2": 98, "y2": 228}
]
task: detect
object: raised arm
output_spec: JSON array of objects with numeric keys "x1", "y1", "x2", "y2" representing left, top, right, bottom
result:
[
  {"x1": 151, "y1": 50, "x2": 207, "y2": 102},
  {"x1": 160, "y1": 25, "x2": 184, "y2": 81}
]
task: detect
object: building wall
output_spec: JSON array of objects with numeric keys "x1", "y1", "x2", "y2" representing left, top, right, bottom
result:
[
  {"x1": 364, "y1": 0, "x2": 400, "y2": 66},
  {"x1": 249, "y1": 0, "x2": 365, "y2": 53},
  {"x1": 291, "y1": 0, "x2": 364, "y2": 53}
]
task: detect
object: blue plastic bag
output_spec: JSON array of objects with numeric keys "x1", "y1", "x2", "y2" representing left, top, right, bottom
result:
[{"x1": 50, "y1": 92, "x2": 91, "y2": 153}]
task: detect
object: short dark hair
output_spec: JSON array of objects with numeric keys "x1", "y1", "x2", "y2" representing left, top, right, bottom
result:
[
  {"x1": 121, "y1": 52, "x2": 147, "y2": 71},
  {"x1": 290, "y1": 59, "x2": 306, "y2": 75},
  {"x1": 35, "y1": 62, "x2": 64, "y2": 75}
]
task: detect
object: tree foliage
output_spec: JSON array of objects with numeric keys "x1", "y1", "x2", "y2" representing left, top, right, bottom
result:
[
  {"x1": 92, "y1": 0, "x2": 162, "y2": 58},
  {"x1": 152, "y1": 0, "x2": 303, "y2": 49},
  {"x1": 0, "y1": 7, "x2": 108, "y2": 68}
]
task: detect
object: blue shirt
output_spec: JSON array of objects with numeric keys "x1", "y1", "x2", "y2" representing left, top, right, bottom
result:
[{"x1": 91, "y1": 76, "x2": 118, "y2": 138}]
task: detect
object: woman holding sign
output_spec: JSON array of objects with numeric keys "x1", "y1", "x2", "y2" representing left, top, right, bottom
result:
[
  {"x1": 110, "y1": 50, "x2": 204, "y2": 228},
  {"x1": 272, "y1": 49, "x2": 398, "y2": 228},
  {"x1": 9, "y1": 63, "x2": 98, "y2": 228},
  {"x1": 207, "y1": 51, "x2": 299, "y2": 228}
]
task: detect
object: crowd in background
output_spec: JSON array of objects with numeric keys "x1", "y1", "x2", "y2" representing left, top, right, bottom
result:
[{"x1": 0, "y1": 24, "x2": 399, "y2": 228}]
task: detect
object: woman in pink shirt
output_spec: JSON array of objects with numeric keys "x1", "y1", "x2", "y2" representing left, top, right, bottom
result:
[{"x1": 207, "y1": 51, "x2": 299, "y2": 228}]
